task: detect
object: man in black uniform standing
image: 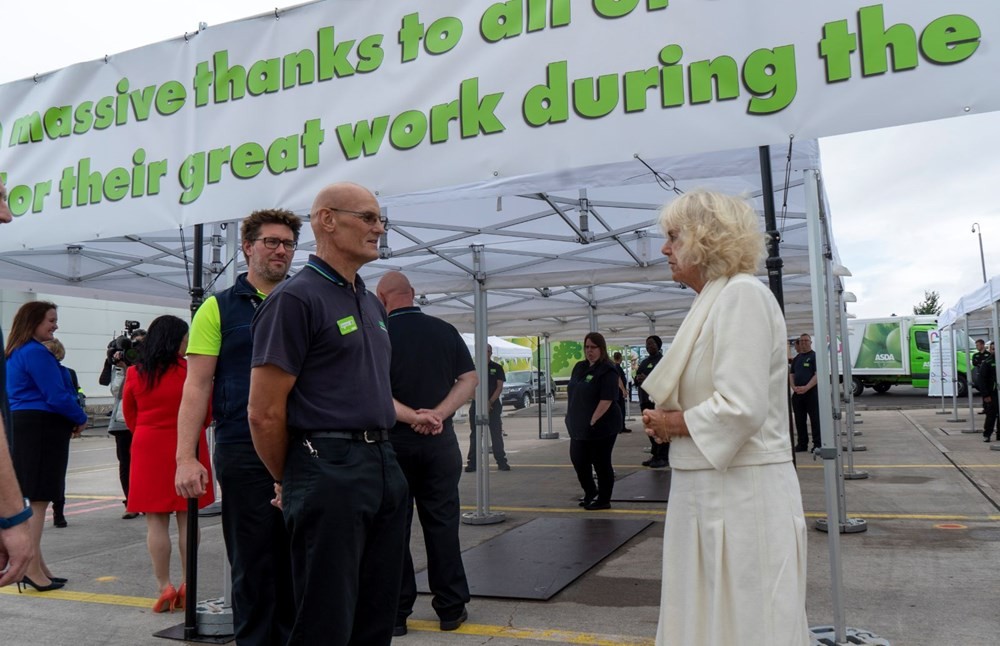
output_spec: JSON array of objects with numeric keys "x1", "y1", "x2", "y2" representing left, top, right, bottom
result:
[
  {"x1": 249, "y1": 183, "x2": 420, "y2": 645},
  {"x1": 376, "y1": 270, "x2": 477, "y2": 637},
  {"x1": 980, "y1": 349, "x2": 998, "y2": 442},
  {"x1": 466, "y1": 344, "x2": 511, "y2": 472},
  {"x1": 634, "y1": 335, "x2": 667, "y2": 468},
  {"x1": 790, "y1": 333, "x2": 821, "y2": 452}
]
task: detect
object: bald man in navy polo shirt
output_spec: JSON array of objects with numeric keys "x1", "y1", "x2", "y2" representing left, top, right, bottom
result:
[{"x1": 249, "y1": 183, "x2": 436, "y2": 645}]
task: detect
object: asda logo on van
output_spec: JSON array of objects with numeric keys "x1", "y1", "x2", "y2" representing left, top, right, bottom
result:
[{"x1": 875, "y1": 353, "x2": 897, "y2": 362}]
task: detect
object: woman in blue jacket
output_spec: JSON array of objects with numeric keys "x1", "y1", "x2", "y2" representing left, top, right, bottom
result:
[{"x1": 5, "y1": 301, "x2": 87, "y2": 592}]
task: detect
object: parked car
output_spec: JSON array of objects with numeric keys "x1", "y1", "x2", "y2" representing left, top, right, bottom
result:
[{"x1": 501, "y1": 370, "x2": 554, "y2": 409}]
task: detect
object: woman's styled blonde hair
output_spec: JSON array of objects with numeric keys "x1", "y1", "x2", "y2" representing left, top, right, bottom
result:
[
  {"x1": 658, "y1": 190, "x2": 766, "y2": 281},
  {"x1": 43, "y1": 338, "x2": 66, "y2": 362}
]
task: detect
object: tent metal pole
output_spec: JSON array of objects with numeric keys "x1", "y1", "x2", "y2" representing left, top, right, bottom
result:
[
  {"x1": 588, "y1": 286, "x2": 597, "y2": 332},
  {"x1": 949, "y1": 328, "x2": 962, "y2": 422},
  {"x1": 758, "y1": 145, "x2": 785, "y2": 313},
  {"x1": 226, "y1": 220, "x2": 239, "y2": 289},
  {"x1": 965, "y1": 316, "x2": 976, "y2": 433},
  {"x1": 804, "y1": 170, "x2": 846, "y2": 642},
  {"x1": 839, "y1": 280, "x2": 867, "y2": 480},
  {"x1": 462, "y1": 245, "x2": 504, "y2": 526},
  {"x1": 804, "y1": 173, "x2": 883, "y2": 644},
  {"x1": 937, "y1": 328, "x2": 948, "y2": 413},
  {"x1": 540, "y1": 333, "x2": 558, "y2": 440}
]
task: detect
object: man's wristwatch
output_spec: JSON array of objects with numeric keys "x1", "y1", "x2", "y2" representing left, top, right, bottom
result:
[{"x1": 0, "y1": 498, "x2": 33, "y2": 530}]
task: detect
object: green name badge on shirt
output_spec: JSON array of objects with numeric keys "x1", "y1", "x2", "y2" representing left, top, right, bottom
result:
[
  {"x1": 337, "y1": 316, "x2": 359, "y2": 335},
  {"x1": 585, "y1": 374, "x2": 594, "y2": 382}
]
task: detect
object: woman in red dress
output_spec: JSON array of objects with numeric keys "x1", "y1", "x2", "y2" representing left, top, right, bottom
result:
[{"x1": 122, "y1": 315, "x2": 213, "y2": 612}]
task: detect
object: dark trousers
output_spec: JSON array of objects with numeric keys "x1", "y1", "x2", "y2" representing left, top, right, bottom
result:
[
  {"x1": 214, "y1": 442, "x2": 294, "y2": 646},
  {"x1": 283, "y1": 437, "x2": 409, "y2": 646},
  {"x1": 984, "y1": 394, "x2": 998, "y2": 440},
  {"x1": 570, "y1": 435, "x2": 617, "y2": 503},
  {"x1": 111, "y1": 430, "x2": 132, "y2": 503},
  {"x1": 391, "y1": 427, "x2": 469, "y2": 624},
  {"x1": 467, "y1": 400, "x2": 507, "y2": 468},
  {"x1": 792, "y1": 389, "x2": 821, "y2": 449}
]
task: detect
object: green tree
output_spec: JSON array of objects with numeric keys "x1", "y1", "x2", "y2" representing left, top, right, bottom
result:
[{"x1": 913, "y1": 290, "x2": 943, "y2": 315}]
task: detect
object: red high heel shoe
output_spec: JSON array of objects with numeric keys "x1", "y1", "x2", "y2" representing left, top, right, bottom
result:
[
  {"x1": 153, "y1": 585, "x2": 177, "y2": 613},
  {"x1": 172, "y1": 583, "x2": 186, "y2": 611}
]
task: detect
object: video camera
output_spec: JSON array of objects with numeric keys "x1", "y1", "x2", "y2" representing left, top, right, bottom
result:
[{"x1": 107, "y1": 320, "x2": 145, "y2": 367}]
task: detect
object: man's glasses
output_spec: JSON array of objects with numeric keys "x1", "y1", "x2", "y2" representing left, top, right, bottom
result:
[
  {"x1": 254, "y1": 237, "x2": 297, "y2": 252},
  {"x1": 328, "y1": 207, "x2": 388, "y2": 228}
]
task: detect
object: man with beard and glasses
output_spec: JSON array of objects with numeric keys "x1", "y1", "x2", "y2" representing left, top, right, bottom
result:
[{"x1": 175, "y1": 209, "x2": 302, "y2": 645}]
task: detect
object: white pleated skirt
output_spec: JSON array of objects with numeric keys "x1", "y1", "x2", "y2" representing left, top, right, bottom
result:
[{"x1": 656, "y1": 461, "x2": 810, "y2": 646}]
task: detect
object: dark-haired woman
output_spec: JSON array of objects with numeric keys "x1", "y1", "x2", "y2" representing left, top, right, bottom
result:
[
  {"x1": 122, "y1": 315, "x2": 214, "y2": 612},
  {"x1": 5, "y1": 301, "x2": 87, "y2": 591},
  {"x1": 565, "y1": 332, "x2": 622, "y2": 510}
]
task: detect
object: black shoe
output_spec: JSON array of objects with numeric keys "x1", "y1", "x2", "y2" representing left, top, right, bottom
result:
[
  {"x1": 48, "y1": 576, "x2": 68, "y2": 584},
  {"x1": 464, "y1": 465, "x2": 476, "y2": 472},
  {"x1": 122, "y1": 511, "x2": 140, "y2": 520},
  {"x1": 620, "y1": 427, "x2": 632, "y2": 433},
  {"x1": 440, "y1": 608, "x2": 468, "y2": 632},
  {"x1": 53, "y1": 515, "x2": 67, "y2": 528},
  {"x1": 578, "y1": 494, "x2": 596, "y2": 507},
  {"x1": 392, "y1": 623, "x2": 407, "y2": 637},
  {"x1": 17, "y1": 576, "x2": 65, "y2": 593},
  {"x1": 584, "y1": 500, "x2": 611, "y2": 510},
  {"x1": 985, "y1": 437, "x2": 993, "y2": 443},
  {"x1": 646, "y1": 459, "x2": 668, "y2": 469},
  {"x1": 498, "y1": 462, "x2": 511, "y2": 471},
  {"x1": 794, "y1": 445, "x2": 808, "y2": 452},
  {"x1": 641, "y1": 458, "x2": 654, "y2": 466}
]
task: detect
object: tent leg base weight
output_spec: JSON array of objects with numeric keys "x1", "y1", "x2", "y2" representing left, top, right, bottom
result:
[
  {"x1": 810, "y1": 625, "x2": 891, "y2": 645},
  {"x1": 843, "y1": 470, "x2": 868, "y2": 480},
  {"x1": 841, "y1": 445, "x2": 866, "y2": 451},
  {"x1": 814, "y1": 517, "x2": 868, "y2": 534},
  {"x1": 462, "y1": 511, "x2": 506, "y2": 526}
]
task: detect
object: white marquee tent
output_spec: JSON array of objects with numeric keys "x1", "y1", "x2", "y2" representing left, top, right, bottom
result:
[{"x1": 2, "y1": 3, "x2": 998, "y2": 643}]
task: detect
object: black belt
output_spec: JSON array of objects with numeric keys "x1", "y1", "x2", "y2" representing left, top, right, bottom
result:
[{"x1": 302, "y1": 429, "x2": 390, "y2": 443}]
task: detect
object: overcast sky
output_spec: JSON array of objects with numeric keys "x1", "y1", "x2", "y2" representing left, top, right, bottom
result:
[{"x1": 3, "y1": 1, "x2": 998, "y2": 323}]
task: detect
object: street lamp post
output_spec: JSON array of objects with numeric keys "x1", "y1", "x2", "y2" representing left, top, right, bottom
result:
[{"x1": 972, "y1": 222, "x2": 987, "y2": 283}]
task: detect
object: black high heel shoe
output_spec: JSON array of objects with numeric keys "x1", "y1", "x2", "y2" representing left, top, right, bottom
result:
[{"x1": 17, "y1": 576, "x2": 65, "y2": 593}]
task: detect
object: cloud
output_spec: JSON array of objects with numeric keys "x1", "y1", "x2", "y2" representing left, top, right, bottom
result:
[{"x1": 821, "y1": 112, "x2": 1000, "y2": 319}]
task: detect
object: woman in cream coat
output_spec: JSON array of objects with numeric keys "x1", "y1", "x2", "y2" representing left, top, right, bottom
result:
[{"x1": 641, "y1": 191, "x2": 810, "y2": 646}]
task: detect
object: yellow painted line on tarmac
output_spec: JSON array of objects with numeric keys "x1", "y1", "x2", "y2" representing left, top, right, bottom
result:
[
  {"x1": 804, "y1": 512, "x2": 1000, "y2": 521},
  {"x1": 796, "y1": 463, "x2": 1000, "y2": 469},
  {"x1": 0, "y1": 586, "x2": 154, "y2": 608},
  {"x1": 459, "y1": 504, "x2": 1000, "y2": 522},
  {"x1": 0, "y1": 588, "x2": 655, "y2": 645},
  {"x1": 404, "y1": 618, "x2": 654, "y2": 645}
]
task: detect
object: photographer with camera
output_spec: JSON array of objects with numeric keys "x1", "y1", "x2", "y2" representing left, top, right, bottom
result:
[{"x1": 99, "y1": 321, "x2": 145, "y2": 520}]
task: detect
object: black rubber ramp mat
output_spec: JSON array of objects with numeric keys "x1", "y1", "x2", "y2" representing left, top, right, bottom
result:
[
  {"x1": 610, "y1": 468, "x2": 671, "y2": 502},
  {"x1": 417, "y1": 517, "x2": 652, "y2": 600}
]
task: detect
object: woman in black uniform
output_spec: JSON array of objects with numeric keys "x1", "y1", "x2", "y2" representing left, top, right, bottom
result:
[{"x1": 566, "y1": 332, "x2": 623, "y2": 510}]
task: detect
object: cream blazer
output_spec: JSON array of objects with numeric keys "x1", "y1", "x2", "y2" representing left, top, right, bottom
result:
[{"x1": 668, "y1": 275, "x2": 793, "y2": 471}]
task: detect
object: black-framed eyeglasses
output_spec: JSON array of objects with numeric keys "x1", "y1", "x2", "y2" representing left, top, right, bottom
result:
[
  {"x1": 328, "y1": 207, "x2": 388, "y2": 228},
  {"x1": 254, "y1": 237, "x2": 297, "y2": 251}
]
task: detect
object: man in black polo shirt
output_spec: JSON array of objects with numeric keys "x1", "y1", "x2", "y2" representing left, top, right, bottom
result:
[
  {"x1": 376, "y1": 270, "x2": 477, "y2": 637},
  {"x1": 249, "y1": 183, "x2": 423, "y2": 645},
  {"x1": 634, "y1": 335, "x2": 667, "y2": 468},
  {"x1": 466, "y1": 344, "x2": 510, "y2": 472},
  {"x1": 790, "y1": 333, "x2": 821, "y2": 452}
]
